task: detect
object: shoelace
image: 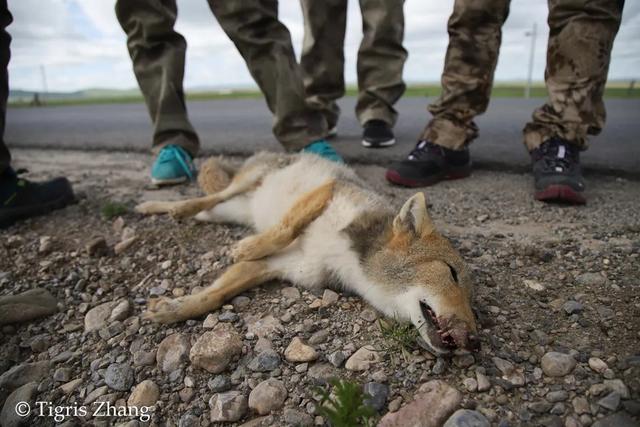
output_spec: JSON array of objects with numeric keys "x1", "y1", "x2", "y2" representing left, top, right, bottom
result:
[
  {"x1": 407, "y1": 140, "x2": 441, "y2": 161},
  {"x1": 158, "y1": 145, "x2": 194, "y2": 180},
  {"x1": 538, "y1": 140, "x2": 577, "y2": 173}
]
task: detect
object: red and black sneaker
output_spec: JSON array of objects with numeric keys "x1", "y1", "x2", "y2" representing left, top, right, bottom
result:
[
  {"x1": 385, "y1": 140, "x2": 472, "y2": 187},
  {"x1": 531, "y1": 138, "x2": 586, "y2": 205}
]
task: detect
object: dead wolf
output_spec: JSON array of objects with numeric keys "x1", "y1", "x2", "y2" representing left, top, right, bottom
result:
[{"x1": 136, "y1": 152, "x2": 479, "y2": 354}]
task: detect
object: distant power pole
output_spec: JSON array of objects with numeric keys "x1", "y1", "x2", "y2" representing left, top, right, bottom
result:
[
  {"x1": 524, "y1": 23, "x2": 537, "y2": 99},
  {"x1": 40, "y1": 65, "x2": 48, "y2": 99}
]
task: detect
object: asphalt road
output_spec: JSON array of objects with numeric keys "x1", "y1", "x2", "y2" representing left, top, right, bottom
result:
[{"x1": 6, "y1": 97, "x2": 640, "y2": 176}]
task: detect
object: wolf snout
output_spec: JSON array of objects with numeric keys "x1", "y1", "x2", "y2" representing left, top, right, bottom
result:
[{"x1": 449, "y1": 328, "x2": 481, "y2": 353}]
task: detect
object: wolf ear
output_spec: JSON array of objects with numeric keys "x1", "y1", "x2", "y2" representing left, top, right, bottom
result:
[{"x1": 393, "y1": 192, "x2": 435, "y2": 236}]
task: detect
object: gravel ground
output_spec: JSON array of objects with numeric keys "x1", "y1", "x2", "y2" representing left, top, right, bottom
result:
[{"x1": 1, "y1": 148, "x2": 639, "y2": 427}]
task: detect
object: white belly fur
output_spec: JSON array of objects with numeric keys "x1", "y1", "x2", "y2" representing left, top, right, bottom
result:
[{"x1": 246, "y1": 156, "x2": 397, "y2": 316}]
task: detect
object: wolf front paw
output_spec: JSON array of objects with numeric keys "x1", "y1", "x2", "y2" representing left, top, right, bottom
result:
[
  {"x1": 231, "y1": 235, "x2": 265, "y2": 261},
  {"x1": 168, "y1": 202, "x2": 202, "y2": 220},
  {"x1": 144, "y1": 296, "x2": 189, "y2": 324},
  {"x1": 135, "y1": 201, "x2": 164, "y2": 215}
]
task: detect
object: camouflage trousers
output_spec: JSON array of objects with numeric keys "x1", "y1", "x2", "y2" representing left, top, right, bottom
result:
[
  {"x1": 116, "y1": 0, "x2": 326, "y2": 155},
  {"x1": 423, "y1": 0, "x2": 624, "y2": 152},
  {"x1": 300, "y1": 0, "x2": 407, "y2": 128}
]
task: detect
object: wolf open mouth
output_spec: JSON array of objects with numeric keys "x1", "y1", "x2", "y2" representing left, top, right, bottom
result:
[{"x1": 419, "y1": 301, "x2": 457, "y2": 351}]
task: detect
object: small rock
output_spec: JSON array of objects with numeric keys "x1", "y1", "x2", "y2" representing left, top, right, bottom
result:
[
  {"x1": 203, "y1": 313, "x2": 219, "y2": 329},
  {"x1": 328, "y1": 351, "x2": 346, "y2": 367},
  {"x1": 563, "y1": 301, "x2": 584, "y2": 315},
  {"x1": 0, "y1": 382, "x2": 38, "y2": 427},
  {"x1": 128, "y1": 380, "x2": 159, "y2": 407},
  {"x1": 321, "y1": 289, "x2": 339, "y2": 306},
  {"x1": 444, "y1": 409, "x2": 490, "y2": 427},
  {"x1": 597, "y1": 392, "x2": 621, "y2": 411},
  {"x1": 572, "y1": 396, "x2": 590, "y2": 415},
  {"x1": 589, "y1": 357, "x2": 609, "y2": 374},
  {"x1": 603, "y1": 379, "x2": 630, "y2": 399},
  {"x1": 219, "y1": 311, "x2": 239, "y2": 322},
  {"x1": 283, "y1": 409, "x2": 313, "y2": 427},
  {"x1": 345, "y1": 345, "x2": 381, "y2": 371},
  {"x1": 84, "y1": 385, "x2": 108, "y2": 405},
  {"x1": 39, "y1": 236, "x2": 54, "y2": 254},
  {"x1": 86, "y1": 236, "x2": 108, "y2": 256},
  {"x1": 364, "y1": 382, "x2": 389, "y2": 412},
  {"x1": 114, "y1": 236, "x2": 138, "y2": 255},
  {"x1": 53, "y1": 367, "x2": 72, "y2": 382},
  {"x1": 463, "y1": 378, "x2": 478, "y2": 392},
  {"x1": 523, "y1": 279, "x2": 545, "y2": 292},
  {"x1": 156, "y1": 333, "x2": 191, "y2": 373},
  {"x1": 360, "y1": 308, "x2": 378, "y2": 322},
  {"x1": 248, "y1": 378, "x2": 287, "y2": 415},
  {"x1": 307, "y1": 363, "x2": 338, "y2": 386},
  {"x1": 133, "y1": 350, "x2": 156, "y2": 367},
  {"x1": 161, "y1": 260, "x2": 172, "y2": 269},
  {"x1": 59, "y1": 378, "x2": 82, "y2": 394},
  {"x1": 378, "y1": 380, "x2": 461, "y2": 427},
  {"x1": 453, "y1": 354, "x2": 475, "y2": 368},
  {"x1": 84, "y1": 301, "x2": 119, "y2": 332},
  {"x1": 245, "y1": 314, "x2": 283, "y2": 339},
  {"x1": 231, "y1": 296, "x2": 251, "y2": 310},
  {"x1": 248, "y1": 349, "x2": 281, "y2": 372},
  {"x1": 210, "y1": 391, "x2": 247, "y2": 422},
  {"x1": 308, "y1": 329, "x2": 330, "y2": 345},
  {"x1": 546, "y1": 390, "x2": 569, "y2": 402},
  {"x1": 432, "y1": 358, "x2": 447, "y2": 374},
  {"x1": 476, "y1": 372, "x2": 491, "y2": 392},
  {"x1": 575, "y1": 272, "x2": 606, "y2": 286},
  {"x1": 190, "y1": 324, "x2": 243, "y2": 373},
  {"x1": 541, "y1": 352, "x2": 576, "y2": 377},
  {"x1": 208, "y1": 375, "x2": 231, "y2": 392},
  {"x1": 109, "y1": 300, "x2": 131, "y2": 321},
  {"x1": 592, "y1": 413, "x2": 638, "y2": 427},
  {"x1": 529, "y1": 400, "x2": 552, "y2": 414},
  {"x1": 104, "y1": 363, "x2": 134, "y2": 391},
  {"x1": 0, "y1": 361, "x2": 51, "y2": 392},
  {"x1": 29, "y1": 334, "x2": 50, "y2": 353},
  {"x1": 284, "y1": 337, "x2": 318, "y2": 363},
  {"x1": 281, "y1": 287, "x2": 301, "y2": 300},
  {"x1": 492, "y1": 357, "x2": 525, "y2": 386}
]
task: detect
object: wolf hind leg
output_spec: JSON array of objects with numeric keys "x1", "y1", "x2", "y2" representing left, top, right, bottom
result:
[
  {"x1": 194, "y1": 196, "x2": 253, "y2": 226},
  {"x1": 232, "y1": 179, "x2": 335, "y2": 262},
  {"x1": 145, "y1": 260, "x2": 278, "y2": 323}
]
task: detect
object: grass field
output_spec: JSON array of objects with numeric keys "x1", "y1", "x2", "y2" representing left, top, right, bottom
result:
[{"x1": 8, "y1": 83, "x2": 639, "y2": 107}]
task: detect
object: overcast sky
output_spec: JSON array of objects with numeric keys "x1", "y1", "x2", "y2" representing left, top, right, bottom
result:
[{"x1": 6, "y1": 0, "x2": 640, "y2": 92}]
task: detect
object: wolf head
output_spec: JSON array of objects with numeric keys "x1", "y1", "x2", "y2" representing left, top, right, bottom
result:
[{"x1": 361, "y1": 192, "x2": 479, "y2": 354}]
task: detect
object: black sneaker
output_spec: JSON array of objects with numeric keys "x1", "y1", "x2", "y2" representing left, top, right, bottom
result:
[
  {"x1": 0, "y1": 168, "x2": 75, "y2": 229},
  {"x1": 362, "y1": 120, "x2": 395, "y2": 148},
  {"x1": 531, "y1": 137, "x2": 586, "y2": 204},
  {"x1": 386, "y1": 140, "x2": 472, "y2": 187}
]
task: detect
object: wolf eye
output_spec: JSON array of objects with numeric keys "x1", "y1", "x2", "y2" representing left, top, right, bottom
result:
[{"x1": 447, "y1": 264, "x2": 458, "y2": 282}]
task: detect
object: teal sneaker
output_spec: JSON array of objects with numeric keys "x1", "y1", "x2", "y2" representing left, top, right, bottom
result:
[
  {"x1": 302, "y1": 140, "x2": 344, "y2": 163},
  {"x1": 151, "y1": 145, "x2": 196, "y2": 185}
]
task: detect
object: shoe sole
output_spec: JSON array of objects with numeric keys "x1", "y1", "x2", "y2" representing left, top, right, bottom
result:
[
  {"x1": 385, "y1": 167, "x2": 471, "y2": 188},
  {"x1": 534, "y1": 184, "x2": 586, "y2": 205},
  {"x1": 0, "y1": 193, "x2": 76, "y2": 229},
  {"x1": 151, "y1": 176, "x2": 188, "y2": 186},
  {"x1": 362, "y1": 138, "x2": 396, "y2": 148}
]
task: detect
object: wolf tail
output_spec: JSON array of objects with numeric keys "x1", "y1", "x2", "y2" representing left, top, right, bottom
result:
[{"x1": 197, "y1": 157, "x2": 236, "y2": 195}]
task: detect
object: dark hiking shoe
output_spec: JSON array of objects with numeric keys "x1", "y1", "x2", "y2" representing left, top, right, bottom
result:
[
  {"x1": 531, "y1": 138, "x2": 586, "y2": 205},
  {"x1": 386, "y1": 140, "x2": 471, "y2": 187},
  {"x1": 362, "y1": 120, "x2": 396, "y2": 148},
  {"x1": 0, "y1": 168, "x2": 75, "y2": 229}
]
